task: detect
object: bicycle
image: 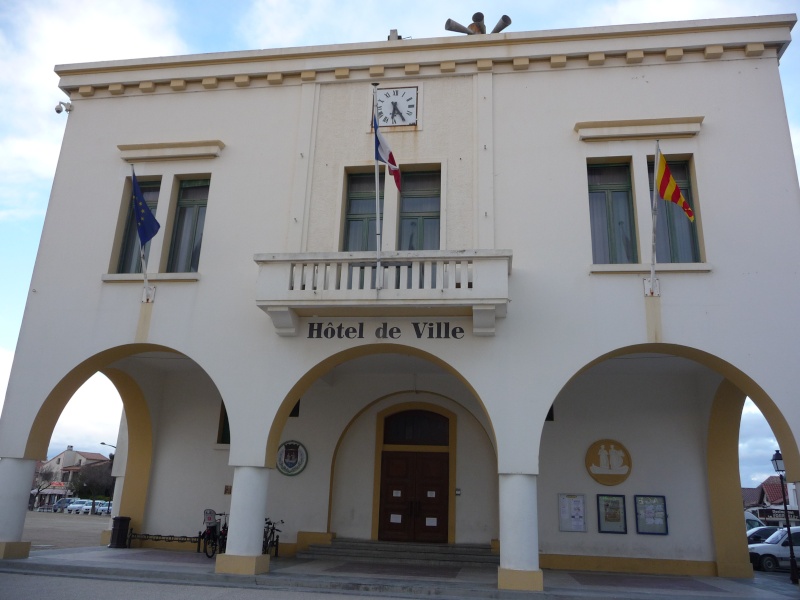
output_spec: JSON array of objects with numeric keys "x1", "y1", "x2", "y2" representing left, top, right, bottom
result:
[
  {"x1": 262, "y1": 517, "x2": 283, "y2": 557},
  {"x1": 201, "y1": 509, "x2": 228, "y2": 558}
]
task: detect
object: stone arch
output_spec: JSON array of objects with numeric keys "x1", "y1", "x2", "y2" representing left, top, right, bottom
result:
[
  {"x1": 548, "y1": 342, "x2": 798, "y2": 577},
  {"x1": 23, "y1": 343, "x2": 219, "y2": 533},
  {"x1": 575, "y1": 342, "x2": 799, "y2": 477},
  {"x1": 265, "y1": 343, "x2": 496, "y2": 468}
]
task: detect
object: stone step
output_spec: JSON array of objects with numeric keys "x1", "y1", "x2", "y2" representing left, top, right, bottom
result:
[{"x1": 297, "y1": 538, "x2": 500, "y2": 567}]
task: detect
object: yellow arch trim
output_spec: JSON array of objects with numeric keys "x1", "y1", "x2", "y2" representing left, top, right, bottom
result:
[
  {"x1": 576, "y1": 343, "x2": 800, "y2": 479},
  {"x1": 265, "y1": 343, "x2": 495, "y2": 468},
  {"x1": 24, "y1": 344, "x2": 175, "y2": 459},
  {"x1": 101, "y1": 368, "x2": 153, "y2": 532},
  {"x1": 23, "y1": 344, "x2": 180, "y2": 534},
  {"x1": 707, "y1": 380, "x2": 751, "y2": 577},
  {"x1": 572, "y1": 343, "x2": 800, "y2": 578}
]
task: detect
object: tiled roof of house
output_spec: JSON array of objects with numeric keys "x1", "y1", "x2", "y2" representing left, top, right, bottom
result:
[
  {"x1": 742, "y1": 487, "x2": 762, "y2": 508},
  {"x1": 761, "y1": 475, "x2": 787, "y2": 505},
  {"x1": 76, "y1": 452, "x2": 109, "y2": 462}
]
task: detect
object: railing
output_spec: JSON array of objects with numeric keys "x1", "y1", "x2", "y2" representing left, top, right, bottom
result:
[
  {"x1": 127, "y1": 529, "x2": 201, "y2": 551},
  {"x1": 288, "y1": 257, "x2": 473, "y2": 292},
  {"x1": 254, "y1": 250, "x2": 512, "y2": 336}
]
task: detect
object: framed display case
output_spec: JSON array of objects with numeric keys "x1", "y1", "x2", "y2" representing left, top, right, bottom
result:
[
  {"x1": 558, "y1": 493, "x2": 586, "y2": 532},
  {"x1": 634, "y1": 495, "x2": 668, "y2": 535},
  {"x1": 597, "y1": 494, "x2": 627, "y2": 533}
]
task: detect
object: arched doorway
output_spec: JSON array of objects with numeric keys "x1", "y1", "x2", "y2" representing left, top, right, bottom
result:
[{"x1": 377, "y1": 409, "x2": 451, "y2": 543}]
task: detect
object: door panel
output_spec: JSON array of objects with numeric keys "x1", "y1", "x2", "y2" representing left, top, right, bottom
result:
[
  {"x1": 379, "y1": 451, "x2": 449, "y2": 543},
  {"x1": 379, "y1": 453, "x2": 414, "y2": 541}
]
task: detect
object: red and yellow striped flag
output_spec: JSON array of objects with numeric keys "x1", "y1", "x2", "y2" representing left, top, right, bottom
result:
[{"x1": 656, "y1": 154, "x2": 694, "y2": 222}]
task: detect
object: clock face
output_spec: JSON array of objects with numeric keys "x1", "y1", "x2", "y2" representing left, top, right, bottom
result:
[{"x1": 376, "y1": 87, "x2": 417, "y2": 126}]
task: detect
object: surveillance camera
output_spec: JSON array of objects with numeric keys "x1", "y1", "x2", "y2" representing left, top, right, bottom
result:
[{"x1": 55, "y1": 103, "x2": 63, "y2": 114}]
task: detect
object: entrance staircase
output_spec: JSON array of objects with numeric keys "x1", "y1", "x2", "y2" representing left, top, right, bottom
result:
[{"x1": 296, "y1": 538, "x2": 500, "y2": 568}]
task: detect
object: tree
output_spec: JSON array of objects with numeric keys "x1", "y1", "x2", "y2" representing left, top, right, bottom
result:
[
  {"x1": 71, "y1": 461, "x2": 114, "y2": 513},
  {"x1": 31, "y1": 468, "x2": 55, "y2": 509}
]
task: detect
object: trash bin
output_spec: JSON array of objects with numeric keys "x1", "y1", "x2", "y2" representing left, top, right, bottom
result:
[{"x1": 109, "y1": 516, "x2": 131, "y2": 548}]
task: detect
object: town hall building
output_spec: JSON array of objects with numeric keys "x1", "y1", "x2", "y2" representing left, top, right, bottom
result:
[{"x1": 0, "y1": 13, "x2": 798, "y2": 592}]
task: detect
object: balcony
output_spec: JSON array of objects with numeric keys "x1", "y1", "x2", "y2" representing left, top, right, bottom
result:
[{"x1": 254, "y1": 250, "x2": 512, "y2": 337}]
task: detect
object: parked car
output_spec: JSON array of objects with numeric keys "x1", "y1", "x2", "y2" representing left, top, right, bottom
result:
[
  {"x1": 66, "y1": 499, "x2": 90, "y2": 514},
  {"x1": 749, "y1": 526, "x2": 800, "y2": 571},
  {"x1": 745, "y1": 511, "x2": 765, "y2": 530},
  {"x1": 81, "y1": 501, "x2": 97, "y2": 515},
  {"x1": 747, "y1": 526, "x2": 779, "y2": 544},
  {"x1": 51, "y1": 498, "x2": 72, "y2": 513},
  {"x1": 93, "y1": 501, "x2": 112, "y2": 515}
]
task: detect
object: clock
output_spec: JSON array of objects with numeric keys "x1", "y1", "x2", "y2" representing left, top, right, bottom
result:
[{"x1": 376, "y1": 86, "x2": 418, "y2": 126}]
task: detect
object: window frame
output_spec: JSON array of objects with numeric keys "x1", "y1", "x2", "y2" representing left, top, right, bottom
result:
[
  {"x1": 398, "y1": 170, "x2": 441, "y2": 251},
  {"x1": 166, "y1": 179, "x2": 210, "y2": 273},
  {"x1": 343, "y1": 172, "x2": 385, "y2": 252},
  {"x1": 647, "y1": 158, "x2": 701, "y2": 264},
  {"x1": 587, "y1": 163, "x2": 638, "y2": 265},
  {"x1": 117, "y1": 179, "x2": 161, "y2": 274}
]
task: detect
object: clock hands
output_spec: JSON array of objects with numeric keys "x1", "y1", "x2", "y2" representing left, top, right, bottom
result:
[{"x1": 390, "y1": 101, "x2": 406, "y2": 123}]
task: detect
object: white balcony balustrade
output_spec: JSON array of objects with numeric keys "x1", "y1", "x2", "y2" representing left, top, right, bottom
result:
[{"x1": 254, "y1": 250, "x2": 512, "y2": 336}]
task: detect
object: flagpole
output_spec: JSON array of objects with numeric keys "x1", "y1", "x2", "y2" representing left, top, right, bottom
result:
[
  {"x1": 372, "y1": 83, "x2": 383, "y2": 290},
  {"x1": 649, "y1": 141, "x2": 660, "y2": 296}
]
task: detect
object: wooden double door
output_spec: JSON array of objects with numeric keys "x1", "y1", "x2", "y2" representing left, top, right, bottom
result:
[{"x1": 378, "y1": 451, "x2": 449, "y2": 543}]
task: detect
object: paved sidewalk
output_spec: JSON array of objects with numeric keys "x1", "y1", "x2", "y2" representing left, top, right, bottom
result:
[
  {"x1": 0, "y1": 545, "x2": 798, "y2": 600},
  {"x1": 14, "y1": 511, "x2": 799, "y2": 598}
]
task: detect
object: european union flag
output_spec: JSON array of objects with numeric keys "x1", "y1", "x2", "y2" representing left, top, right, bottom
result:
[{"x1": 132, "y1": 168, "x2": 160, "y2": 246}]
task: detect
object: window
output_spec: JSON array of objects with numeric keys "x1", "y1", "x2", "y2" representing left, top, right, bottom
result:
[
  {"x1": 167, "y1": 179, "x2": 210, "y2": 273},
  {"x1": 648, "y1": 160, "x2": 700, "y2": 263},
  {"x1": 343, "y1": 173, "x2": 384, "y2": 251},
  {"x1": 118, "y1": 180, "x2": 160, "y2": 273},
  {"x1": 588, "y1": 164, "x2": 637, "y2": 264},
  {"x1": 217, "y1": 404, "x2": 230, "y2": 445},
  {"x1": 398, "y1": 171, "x2": 440, "y2": 251},
  {"x1": 383, "y1": 410, "x2": 449, "y2": 445}
]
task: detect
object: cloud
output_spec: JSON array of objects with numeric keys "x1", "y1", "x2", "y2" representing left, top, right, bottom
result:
[
  {"x1": 0, "y1": 348, "x2": 121, "y2": 460},
  {"x1": 739, "y1": 399, "x2": 778, "y2": 487},
  {"x1": 791, "y1": 124, "x2": 800, "y2": 184},
  {"x1": 0, "y1": 0, "x2": 188, "y2": 223},
  {"x1": 237, "y1": 0, "x2": 474, "y2": 48},
  {"x1": 47, "y1": 373, "x2": 122, "y2": 459},
  {"x1": 578, "y1": 0, "x2": 800, "y2": 26},
  {"x1": 0, "y1": 347, "x2": 11, "y2": 416}
]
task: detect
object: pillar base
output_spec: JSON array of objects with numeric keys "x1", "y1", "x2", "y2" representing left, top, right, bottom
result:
[
  {"x1": 100, "y1": 530, "x2": 112, "y2": 546},
  {"x1": 716, "y1": 560, "x2": 755, "y2": 578},
  {"x1": 215, "y1": 553, "x2": 270, "y2": 575},
  {"x1": 0, "y1": 541, "x2": 31, "y2": 559},
  {"x1": 498, "y1": 567, "x2": 543, "y2": 591}
]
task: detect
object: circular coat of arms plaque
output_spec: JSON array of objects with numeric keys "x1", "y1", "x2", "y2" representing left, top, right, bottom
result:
[
  {"x1": 277, "y1": 440, "x2": 308, "y2": 476},
  {"x1": 585, "y1": 439, "x2": 631, "y2": 486}
]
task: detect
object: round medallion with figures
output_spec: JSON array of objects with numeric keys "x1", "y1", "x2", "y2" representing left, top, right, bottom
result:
[{"x1": 585, "y1": 439, "x2": 631, "y2": 486}]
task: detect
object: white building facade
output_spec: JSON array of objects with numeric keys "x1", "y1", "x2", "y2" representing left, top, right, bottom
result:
[{"x1": 0, "y1": 14, "x2": 799, "y2": 591}]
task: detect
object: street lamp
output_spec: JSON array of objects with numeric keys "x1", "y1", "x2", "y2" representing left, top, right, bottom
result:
[
  {"x1": 771, "y1": 449, "x2": 799, "y2": 585},
  {"x1": 100, "y1": 442, "x2": 116, "y2": 449}
]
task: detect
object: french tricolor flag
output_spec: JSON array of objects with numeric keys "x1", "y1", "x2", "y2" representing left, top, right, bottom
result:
[{"x1": 373, "y1": 115, "x2": 401, "y2": 191}]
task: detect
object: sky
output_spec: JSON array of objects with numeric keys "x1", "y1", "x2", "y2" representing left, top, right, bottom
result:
[{"x1": 0, "y1": 0, "x2": 797, "y2": 486}]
